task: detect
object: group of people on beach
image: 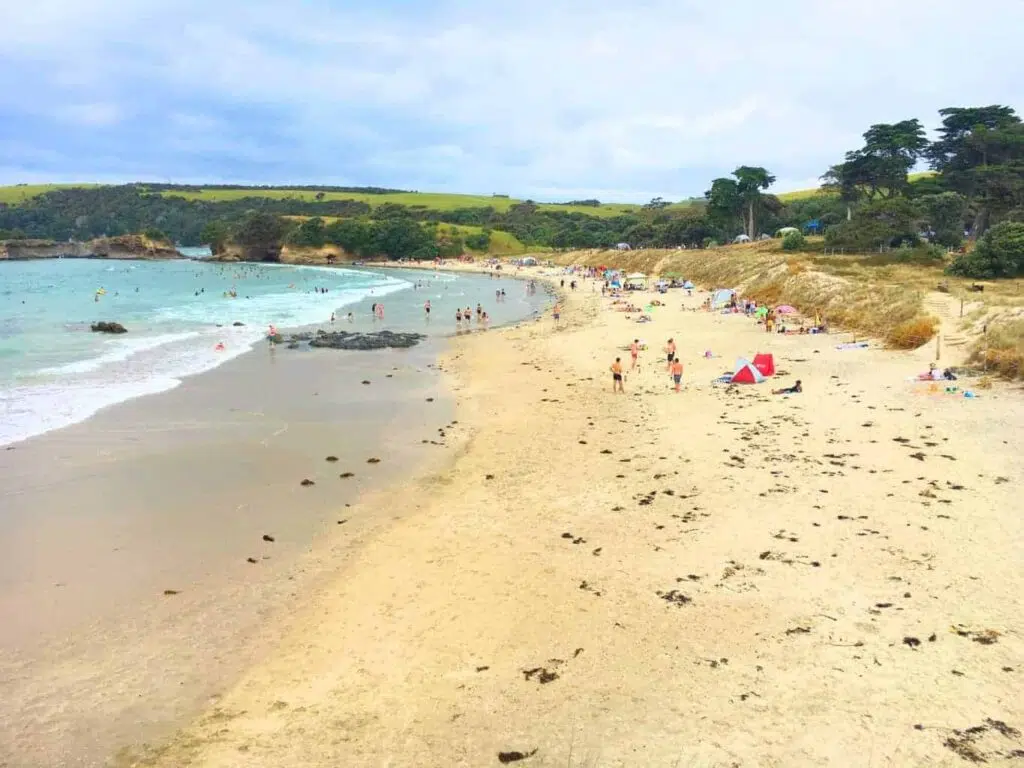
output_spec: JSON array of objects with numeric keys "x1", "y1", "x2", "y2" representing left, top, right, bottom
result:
[{"x1": 612, "y1": 336, "x2": 684, "y2": 393}]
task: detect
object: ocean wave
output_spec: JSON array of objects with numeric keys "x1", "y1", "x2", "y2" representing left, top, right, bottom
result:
[{"x1": 38, "y1": 331, "x2": 202, "y2": 375}]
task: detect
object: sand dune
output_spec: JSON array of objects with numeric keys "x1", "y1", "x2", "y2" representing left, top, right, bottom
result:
[{"x1": 118, "y1": 270, "x2": 1022, "y2": 767}]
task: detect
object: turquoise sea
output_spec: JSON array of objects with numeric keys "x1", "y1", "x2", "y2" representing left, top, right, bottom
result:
[{"x1": 0, "y1": 259, "x2": 547, "y2": 446}]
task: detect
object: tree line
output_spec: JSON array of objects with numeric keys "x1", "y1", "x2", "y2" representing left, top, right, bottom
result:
[{"x1": 1, "y1": 104, "x2": 1021, "y2": 276}]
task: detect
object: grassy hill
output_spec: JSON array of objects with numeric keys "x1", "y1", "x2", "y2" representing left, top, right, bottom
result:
[
  {"x1": 0, "y1": 183, "x2": 99, "y2": 205},
  {"x1": 0, "y1": 173, "x2": 937, "y2": 213}
]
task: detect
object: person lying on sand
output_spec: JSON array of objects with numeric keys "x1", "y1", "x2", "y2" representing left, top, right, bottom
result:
[{"x1": 772, "y1": 380, "x2": 802, "y2": 395}]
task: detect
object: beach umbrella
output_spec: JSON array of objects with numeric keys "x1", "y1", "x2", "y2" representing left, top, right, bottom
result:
[
  {"x1": 754, "y1": 306, "x2": 769, "y2": 317},
  {"x1": 775, "y1": 305, "x2": 797, "y2": 314}
]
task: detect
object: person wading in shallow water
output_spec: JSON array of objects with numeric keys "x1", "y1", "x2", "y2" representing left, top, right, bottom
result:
[{"x1": 610, "y1": 357, "x2": 625, "y2": 394}]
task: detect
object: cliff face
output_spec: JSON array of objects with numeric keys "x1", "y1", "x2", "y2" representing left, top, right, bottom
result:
[
  {"x1": 211, "y1": 244, "x2": 350, "y2": 265},
  {"x1": 0, "y1": 235, "x2": 180, "y2": 261}
]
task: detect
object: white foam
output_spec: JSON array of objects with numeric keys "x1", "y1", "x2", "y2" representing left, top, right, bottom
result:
[
  {"x1": 38, "y1": 332, "x2": 201, "y2": 375},
  {"x1": 0, "y1": 269, "x2": 416, "y2": 447}
]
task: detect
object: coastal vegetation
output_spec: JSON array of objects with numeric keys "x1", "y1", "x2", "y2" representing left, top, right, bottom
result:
[{"x1": 0, "y1": 104, "x2": 1021, "y2": 272}]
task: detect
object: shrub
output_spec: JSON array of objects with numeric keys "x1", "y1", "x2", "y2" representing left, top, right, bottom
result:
[
  {"x1": 885, "y1": 315, "x2": 938, "y2": 349},
  {"x1": 947, "y1": 222, "x2": 1024, "y2": 278},
  {"x1": 143, "y1": 227, "x2": 170, "y2": 243},
  {"x1": 465, "y1": 231, "x2": 491, "y2": 251},
  {"x1": 781, "y1": 231, "x2": 807, "y2": 251},
  {"x1": 970, "y1": 318, "x2": 1024, "y2": 379}
]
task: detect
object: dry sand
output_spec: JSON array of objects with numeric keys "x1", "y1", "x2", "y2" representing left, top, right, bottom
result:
[{"x1": 10, "y1": 267, "x2": 1023, "y2": 767}]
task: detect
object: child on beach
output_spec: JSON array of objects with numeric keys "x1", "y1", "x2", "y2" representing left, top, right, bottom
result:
[
  {"x1": 610, "y1": 357, "x2": 624, "y2": 393},
  {"x1": 772, "y1": 380, "x2": 802, "y2": 395},
  {"x1": 670, "y1": 357, "x2": 684, "y2": 392}
]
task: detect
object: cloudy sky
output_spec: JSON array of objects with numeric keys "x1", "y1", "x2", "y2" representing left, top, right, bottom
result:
[{"x1": 1, "y1": 0, "x2": 1022, "y2": 202}]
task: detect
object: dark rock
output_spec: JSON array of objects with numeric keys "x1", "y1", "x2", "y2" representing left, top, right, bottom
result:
[
  {"x1": 307, "y1": 330, "x2": 426, "y2": 351},
  {"x1": 286, "y1": 342, "x2": 300, "y2": 349},
  {"x1": 367, "y1": 457, "x2": 380, "y2": 464},
  {"x1": 300, "y1": 479, "x2": 315, "y2": 486},
  {"x1": 91, "y1": 321, "x2": 127, "y2": 334},
  {"x1": 247, "y1": 557, "x2": 258, "y2": 564},
  {"x1": 325, "y1": 456, "x2": 339, "y2": 462},
  {"x1": 232, "y1": 321, "x2": 245, "y2": 326},
  {"x1": 262, "y1": 534, "x2": 275, "y2": 542},
  {"x1": 498, "y1": 749, "x2": 538, "y2": 763},
  {"x1": 163, "y1": 589, "x2": 179, "y2": 596},
  {"x1": 339, "y1": 472, "x2": 354, "y2": 478}
]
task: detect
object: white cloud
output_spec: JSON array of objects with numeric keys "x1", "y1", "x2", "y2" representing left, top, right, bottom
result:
[{"x1": 1, "y1": 0, "x2": 1023, "y2": 199}]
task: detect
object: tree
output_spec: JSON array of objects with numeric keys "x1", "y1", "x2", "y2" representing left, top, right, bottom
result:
[
  {"x1": 232, "y1": 212, "x2": 287, "y2": 261},
  {"x1": 200, "y1": 220, "x2": 230, "y2": 254},
  {"x1": 324, "y1": 219, "x2": 373, "y2": 255},
  {"x1": 927, "y1": 105, "x2": 1024, "y2": 236},
  {"x1": 824, "y1": 197, "x2": 923, "y2": 250},
  {"x1": 370, "y1": 218, "x2": 434, "y2": 260},
  {"x1": 947, "y1": 221, "x2": 1024, "y2": 278},
  {"x1": 860, "y1": 120, "x2": 928, "y2": 196},
  {"x1": 823, "y1": 120, "x2": 928, "y2": 214},
  {"x1": 464, "y1": 231, "x2": 491, "y2": 251},
  {"x1": 732, "y1": 166, "x2": 776, "y2": 238},
  {"x1": 286, "y1": 216, "x2": 326, "y2": 248},
  {"x1": 918, "y1": 192, "x2": 968, "y2": 247},
  {"x1": 704, "y1": 177, "x2": 743, "y2": 236}
]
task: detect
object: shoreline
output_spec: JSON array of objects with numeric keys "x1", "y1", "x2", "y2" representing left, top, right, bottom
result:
[
  {"x1": 0, "y1": 264, "x2": 555, "y2": 766},
  {"x1": 0, "y1": 262, "x2": 541, "y2": 449},
  {"x1": 0, "y1": 337, "x2": 462, "y2": 767},
  {"x1": 115, "y1": 264, "x2": 1022, "y2": 767}
]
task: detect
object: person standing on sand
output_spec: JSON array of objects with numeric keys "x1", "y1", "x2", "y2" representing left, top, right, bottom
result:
[
  {"x1": 610, "y1": 357, "x2": 625, "y2": 393},
  {"x1": 553, "y1": 303, "x2": 561, "y2": 323},
  {"x1": 670, "y1": 357, "x2": 684, "y2": 392},
  {"x1": 665, "y1": 338, "x2": 676, "y2": 371},
  {"x1": 630, "y1": 338, "x2": 640, "y2": 370}
]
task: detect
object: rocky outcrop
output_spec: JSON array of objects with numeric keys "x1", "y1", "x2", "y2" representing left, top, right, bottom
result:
[
  {"x1": 272, "y1": 329, "x2": 426, "y2": 351},
  {"x1": 91, "y1": 321, "x2": 128, "y2": 334},
  {"x1": 0, "y1": 235, "x2": 180, "y2": 261},
  {"x1": 210, "y1": 244, "x2": 350, "y2": 265}
]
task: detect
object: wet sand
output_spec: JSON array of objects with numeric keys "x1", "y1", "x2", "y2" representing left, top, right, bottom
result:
[
  {"x1": 0, "y1": 340, "x2": 457, "y2": 767},
  {"x1": 116, "y1": 268, "x2": 1023, "y2": 767}
]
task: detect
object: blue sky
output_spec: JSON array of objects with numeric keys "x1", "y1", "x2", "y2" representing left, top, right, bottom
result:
[{"x1": 1, "y1": 0, "x2": 1022, "y2": 202}]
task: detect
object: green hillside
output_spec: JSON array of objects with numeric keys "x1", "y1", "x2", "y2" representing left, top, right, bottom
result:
[
  {"x1": 0, "y1": 172, "x2": 940, "y2": 213},
  {"x1": 0, "y1": 183, "x2": 99, "y2": 205}
]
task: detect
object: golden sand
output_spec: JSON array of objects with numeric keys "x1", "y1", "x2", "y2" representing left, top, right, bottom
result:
[{"x1": 95, "y1": 266, "x2": 1024, "y2": 766}]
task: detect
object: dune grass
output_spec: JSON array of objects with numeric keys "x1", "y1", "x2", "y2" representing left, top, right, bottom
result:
[
  {"x1": 971, "y1": 317, "x2": 1024, "y2": 380},
  {"x1": 550, "y1": 241, "x2": 940, "y2": 349}
]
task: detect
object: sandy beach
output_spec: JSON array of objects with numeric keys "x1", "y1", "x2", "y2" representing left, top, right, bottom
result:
[
  {"x1": 80, "y1": 265, "x2": 1022, "y2": 768},
  {"x1": 0, "y1": 339, "x2": 460, "y2": 767}
]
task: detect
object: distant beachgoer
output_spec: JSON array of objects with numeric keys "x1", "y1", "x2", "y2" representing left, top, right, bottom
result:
[
  {"x1": 772, "y1": 380, "x2": 802, "y2": 395},
  {"x1": 553, "y1": 303, "x2": 561, "y2": 323},
  {"x1": 456, "y1": 310, "x2": 463, "y2": 325},
  {"x1": 665, "y1": 338, "x2": 676, "y2": 370},
  {"x1": 371, "y1": 302, "x2": 377, "y2": 317},
  {"x1": 268, "y1": 324, "x2": 277, "y2": 339},
  {"x1": 630, "y1": 338, "x2": 640, "y2": 370},
  {"x1": 670, "y1": 357, "x2": 684, "y2": 392},
  {"x1": 330, "y1": 312, "x2": 335, "y2": 323},
  {"x1": 347, "y1": 312, "x2": 354, "y2": 322},
  {"x1": 610, "y1": 357, "x2": 625, "y2": 393},
  {"x1": 376, "y1": 303, "x2": 384, "y2": 320},
  {"x1": 425, "y1": 300, "x2": 431, "y2": 316},
  {"x1": 476, "y1": 303, "x2": 482, "y2": 318}
]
